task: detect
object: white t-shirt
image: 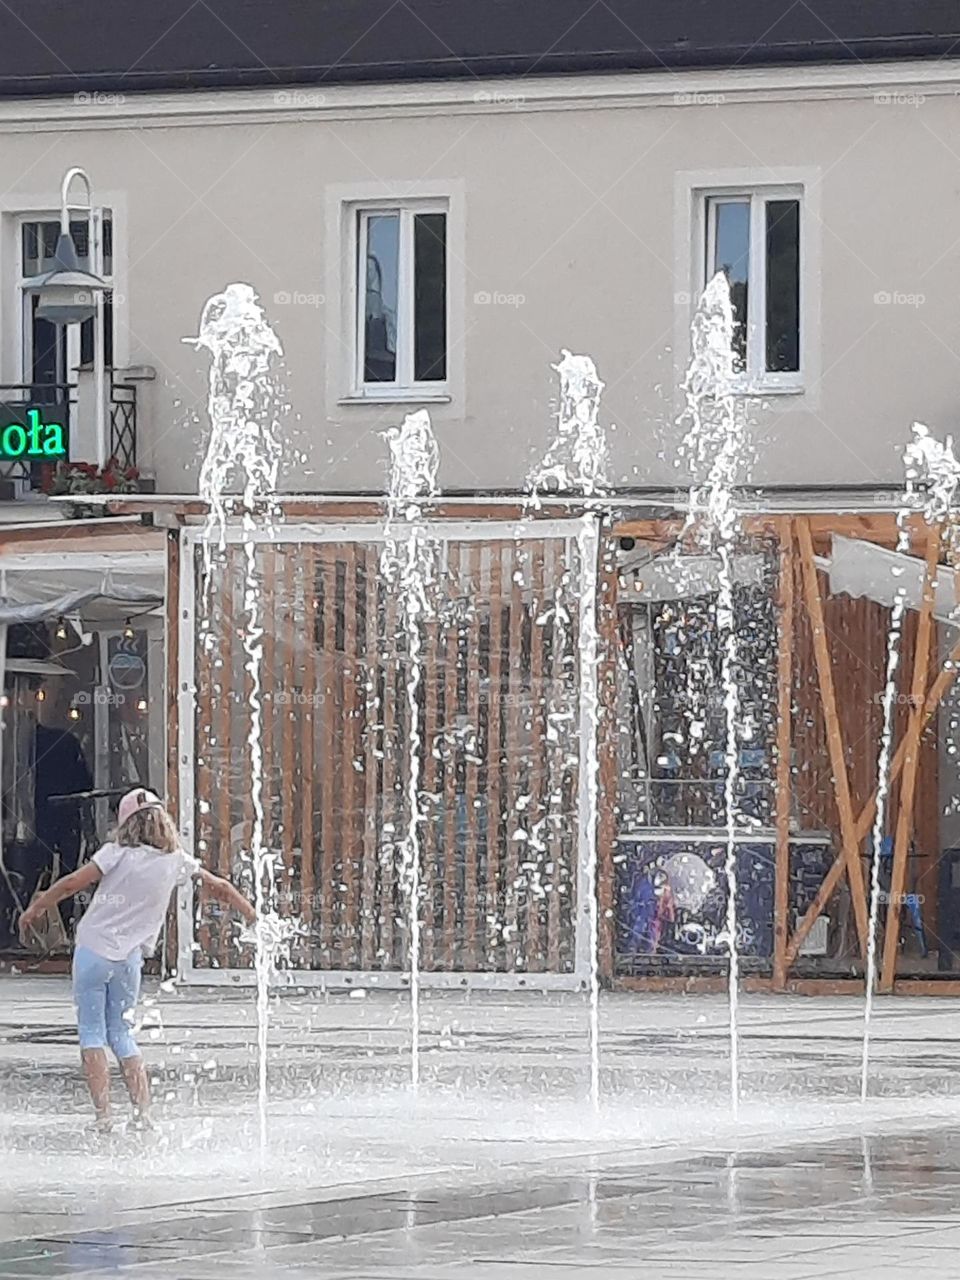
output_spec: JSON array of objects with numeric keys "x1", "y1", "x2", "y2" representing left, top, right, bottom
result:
[{"x1": 75, "y1": 842, "x2": 200, "y2": 961}]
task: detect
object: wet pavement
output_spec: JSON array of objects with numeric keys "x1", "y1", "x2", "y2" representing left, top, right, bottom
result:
[{"x1": 3, "y1": 981, "x2": 960, "y2": 1276}]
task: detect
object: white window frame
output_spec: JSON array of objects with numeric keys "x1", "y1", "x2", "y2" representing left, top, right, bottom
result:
[
  {"x1": 15, "y1": 210, "x2": 115, "y2": 383},
  {"x1": 352, "y1": 199, "x2": 449, "y2": 399},
  {"x1": 701, "y1": 185, "x2": 803, "y2": 394},
  {"x1": 325, "y1": 182, "x2": 463, "y2": 409},
  {"x1": 674, "y1": 169, "x2": 820, "y2": 409}
]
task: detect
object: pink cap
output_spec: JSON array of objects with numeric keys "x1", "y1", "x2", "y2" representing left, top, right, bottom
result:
[{"x1": 117, "y1": 787, "x2": 163, "y2": 828}]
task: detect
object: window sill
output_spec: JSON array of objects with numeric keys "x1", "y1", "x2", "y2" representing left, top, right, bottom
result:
[
  {"x1": 733, "y1": 381, "x2": 805, "y2": 398},
  {"x1": 339, "y1": 390, "x2": 452, "y2": 406}
]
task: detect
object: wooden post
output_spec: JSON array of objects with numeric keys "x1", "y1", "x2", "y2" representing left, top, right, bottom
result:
[
  {"x1": 773, "y1": 518, "x2": 794, "y2": 990},
  {"x1": 854, "y1": 630, "x2": 960, "y2": 844},
  {"x1": 796, "y1": 519, "x2": 869, "y2": 954},
  {"x1": 879, "y1": 522, "x2": 941, "y2": 992}
]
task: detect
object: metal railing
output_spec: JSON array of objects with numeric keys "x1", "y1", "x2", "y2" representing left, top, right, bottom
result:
[
  {"x1": 0, "y1": 380, "x2": 137, "y2": 492},
  {"x1": 0, "y1": 383, "x2": 74, "y2": 488},
  {"x1": 109, "y1": 383, "x2": 137, "y2": 472}
]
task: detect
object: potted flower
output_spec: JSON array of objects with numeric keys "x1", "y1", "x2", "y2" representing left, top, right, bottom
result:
[{"x1": 43, "y1": 458, "x2": 141, "y2": 518}]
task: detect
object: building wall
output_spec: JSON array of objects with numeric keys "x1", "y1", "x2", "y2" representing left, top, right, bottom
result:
[{"x1": 0, "y1": 63, "x2": 956, "y2": 494}]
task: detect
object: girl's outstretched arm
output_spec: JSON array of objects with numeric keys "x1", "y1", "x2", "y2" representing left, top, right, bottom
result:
[
  {"x1": 196, "y1": 867, "x2": 257, "y2": 924},
  {"x1": 18, "y1": 862, "x2": 102, "y2": 941}
]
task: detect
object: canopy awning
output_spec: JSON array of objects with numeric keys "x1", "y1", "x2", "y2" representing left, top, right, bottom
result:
[
  {"x1": 820, "y1": 534, "x2": 960, "y2": 624},
  {"x1": 0, "y1": 550, "x2": 164, "y2": 626}
]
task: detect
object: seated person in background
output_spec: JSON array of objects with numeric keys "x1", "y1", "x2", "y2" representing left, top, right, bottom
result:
[{"x1": 35, "y1": 681, "x2": 94, "y2": 931}]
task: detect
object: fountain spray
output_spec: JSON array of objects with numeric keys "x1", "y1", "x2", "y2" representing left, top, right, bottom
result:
[
  {"x1": 382, "y1": 410, "x2": 440, "y2": 1090},
  {"x1": 189, "y1": 283, "x2": 282, "y2": 1158},
  {"x1": 862, "y1": 424, "x2": 959, "y2": 1098},
  {"x1": 678, "y1": 272, "x2": 749, "y2": 1118},
  {"x1": 530, "y1": 351, "x2": 608, "y2": 1113}
]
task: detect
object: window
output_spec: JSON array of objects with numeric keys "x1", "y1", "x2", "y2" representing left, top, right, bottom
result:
[
  {"x1": 19, "y1": 213, "x2": 114, "y2": 384},
  {"x1": 356, "y1": 204, "x2": 447, "y2": 392},
  {"x1": 704, "y1": 190, "x2": 800, "y2": 386}
]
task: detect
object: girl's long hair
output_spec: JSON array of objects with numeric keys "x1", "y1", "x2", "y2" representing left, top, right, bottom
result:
[{"x1": 116, "y1": 805, "x2": 180, "y2": 853}]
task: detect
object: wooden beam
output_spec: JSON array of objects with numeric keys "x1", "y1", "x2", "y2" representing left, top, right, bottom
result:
[
  {"x1": 0, "y1": 516, "x2": 160, "y2": 550},
  {"x1": 854, "y1": 632, "x2": 960, "y2": 844},
  {"x1": 879, "y1": 523, "x2": 941, "y2": 992},
  {"x1": 773, "y1": 519, "x2": 795, "y2": 990},
  {"x1": 796, "y1": 519, "x2": 869, "y2": 954},
  {"x1": 614, "y1": 976, "x2": 870, "y2": 996}
]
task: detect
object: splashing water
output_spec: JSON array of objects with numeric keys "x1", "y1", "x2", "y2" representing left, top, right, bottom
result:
[
  {"x1": 677, "y1": 272, "x2": 750, "y2": 1118},
  {"x1": 577, "y1": 514, "x2": 602, "y2": 1114},
  {"x1": 381, "y1": 410, "x2": 440, "y2": 1090},
  {"x1": 189, "y1": 282, "x2": 284, "y2": 1158},
  {"x1": 528, "y1": 351, "x2": 608, "y2": 499},
  {"x1": 237, "y1": 912, "x2": 304, "y2": 985},
  {"x1": 527, "y1": 352, "x2": 608, "y2": 1112},
  {"x1": 190, "y1": 283, "x2": 283, "y2": 556},
  {"x1": 862, "y1": 423, "x2": 959, "y2": 1098}
]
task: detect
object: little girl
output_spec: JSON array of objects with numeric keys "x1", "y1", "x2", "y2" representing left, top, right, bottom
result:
[{"x1": 19, "y1": 787, "x2": 255, "y2": 1130}]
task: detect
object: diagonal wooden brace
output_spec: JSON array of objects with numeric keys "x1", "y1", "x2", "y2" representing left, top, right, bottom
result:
[{"x1": 796, "y1": 519, "x2": 870, "y2": 957}]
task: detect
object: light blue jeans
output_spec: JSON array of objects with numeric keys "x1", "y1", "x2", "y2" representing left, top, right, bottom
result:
[{"x1": 72, "y1": 945, "x2": 142, "y2": 1059}]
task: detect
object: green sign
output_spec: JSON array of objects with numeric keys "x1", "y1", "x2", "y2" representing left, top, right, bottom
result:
[{"x1": 0, "y1": 408, "x2": 67, "y2": 460}]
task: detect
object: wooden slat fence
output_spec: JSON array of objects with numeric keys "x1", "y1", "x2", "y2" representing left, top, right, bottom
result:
[{"x1": 189, "y1": 530, "x2": 585, "y2": 975}]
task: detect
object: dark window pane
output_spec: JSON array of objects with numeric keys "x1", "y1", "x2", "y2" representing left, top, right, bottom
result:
[
  {"x1": 102, "y1": 217, "x2": 113, "y2": 275},
  {"x1": 22, "y1": 215, "x2": 112, "y2": 276},
  {"x1": 22, "y1": 223, "x2": 38, "y2": 276},
  {"x1": 414, "y1": 213, "x2": 446, "y2": 382},
  {"x1": 69, "y1": 218, "x2": 90, "y2": 262},
  {"x1": 80, "y1": 292, "x2": 114, "y2": 368},
  {"x1": 363, "y1": 212, "x2": 399, "y2": 383},
  {"x1": 29, "y1": 294, "x2": 66, "y2": 388},
  {"x1": 711, "y1": 200, "x2": 750, "y2": 373},
  {"x1": 765, "y1": 200, "x2": 800, "y2": 373}
]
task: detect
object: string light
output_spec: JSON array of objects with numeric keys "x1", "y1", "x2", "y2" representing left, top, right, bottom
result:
[
  {"x1": 35, "y1": 689, "x2": 45, "y2": 702},
  {"x1": 123, "y1": 618, "x2": 135, "y2": 639},
  {"x1": 137, "y1": 698, "x2": 148, "y2": 712},
  {"x1": 68, "y1": 707, "x2": 81, "y2": 721}
]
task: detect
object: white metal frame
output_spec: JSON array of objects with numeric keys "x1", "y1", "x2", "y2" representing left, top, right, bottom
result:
[{"x1": 176, "y1": 518, "x2": 599, "y2": 990}]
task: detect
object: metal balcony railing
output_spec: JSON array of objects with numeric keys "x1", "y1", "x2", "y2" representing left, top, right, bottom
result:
[
  {"x1": 109, "y1": 383, "x2": 137, "y2": 472},
  {"x1": 0, "y1": 380, "x2": 137, "y2": 492}
]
